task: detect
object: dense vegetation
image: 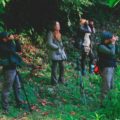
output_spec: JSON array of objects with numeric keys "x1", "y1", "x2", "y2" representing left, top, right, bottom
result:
[
  {"x1": 0, "y1": 0, "x2": 120, "y2": 120},
  {"x1": 0, "y1": 0, "x2": 119, "y2": 31}
]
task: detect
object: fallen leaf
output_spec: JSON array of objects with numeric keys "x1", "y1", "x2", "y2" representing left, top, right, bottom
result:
[
  {"x1": 42, "y1": 112, "x2": 49, "y2": 116},
  {"x1": 41, "y1": 99, "x2": 47, "y2": 106},
  {"x1": 47, "y1": 102, "x2": 55, "y2": 107},
  {"x1": 70, "y1": 111, "x2": 76, "y2": 116},
  {"x1": 36, "y1": 109, "x2": 40, "y2": 112},
  {"x1": 31, "y1": 105, "x2": 37, "y2": 110},
  {"x1": 62, "y1": 98, "x2": 67, "y2": 103}
]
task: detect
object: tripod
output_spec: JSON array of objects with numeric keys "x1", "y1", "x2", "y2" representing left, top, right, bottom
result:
[
  {"x1": 17, "y1": 71, "x2": 32, "y2": 112},
  {"x1": 76, "y1": 57, "x2": 87, "y2": 105}
]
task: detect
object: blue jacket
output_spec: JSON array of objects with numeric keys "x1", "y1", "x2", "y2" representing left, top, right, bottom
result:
[{"x1": 47, "y1": 31, "x2": 67, "y2": 61}]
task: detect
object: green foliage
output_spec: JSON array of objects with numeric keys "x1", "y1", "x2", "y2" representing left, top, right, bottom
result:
[
  {"x1": 0, "y1": 0, "x2": 10, "y2": 13},
  {"x1": 60, "y1": 0, "x2": 93, "y2": 16},
  {"x1": 1, "y1": 58, "x2": 120, "y2": 120},
  {"x1": 91, "y1": 113, "x2": 104, "y2": 120},
  {"x1": 108, "y1": 0, "x2": 120, "y2": 7},
  {"x1": 97, "y1": 0, "x2": 120, "y2": 7},
  {"x1": 0, "y1": 0, "x2": 120, "y2": 120},
  {"x1": 59, "y1": 0, "x2": 93, "y2": 28},
  {"x1": 0, "y1": 0, "x2": 11, "y2": 32}
]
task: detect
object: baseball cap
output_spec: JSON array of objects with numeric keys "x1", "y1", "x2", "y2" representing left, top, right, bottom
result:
[{"x1": 101, "y1": 31, "x2": 113, "y2": 42}]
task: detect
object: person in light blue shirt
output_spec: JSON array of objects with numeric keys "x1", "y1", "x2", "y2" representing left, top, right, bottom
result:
[{"x1": 47, "y1": 21, "x2": 67, "y2": 85}]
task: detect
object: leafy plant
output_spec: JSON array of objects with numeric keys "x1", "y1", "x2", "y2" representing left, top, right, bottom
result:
[
  {"x1": 0, "y1": 0, "x2": 10, "y2": 13},
  {"x1": 91, "y1": 113, "x2": 104, "y2": 120},
  {"x1": 59, "y1": 0, "x2": 93, "y2": 30}
]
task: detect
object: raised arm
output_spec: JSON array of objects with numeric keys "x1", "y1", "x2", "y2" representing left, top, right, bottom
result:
[
  {"x1": 0, "y1": 42, "x2": 14, "y2": 56},
  {"x1": 98, "y1": 44, "x2": 115, "y2": 56},
  {"x1": 80, "y1": 25, "x2": 92, "y2": 33}
]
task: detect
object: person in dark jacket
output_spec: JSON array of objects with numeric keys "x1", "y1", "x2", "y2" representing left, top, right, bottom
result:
[
  {"x1": 97, "y1": 31, "x2": 118, "y2": 105},
  {"x1": 0, "y1": 32, "x2": 23, "y2": 114},
  {"x1": 78, "y1": 19, "x2": 95, "y2": 75},
  {"x1": 47, "y1": 21, "x2": 67, "y2": 85}
]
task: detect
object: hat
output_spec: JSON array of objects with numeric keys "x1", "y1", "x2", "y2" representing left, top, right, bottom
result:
[
  {"x1": 101, "y1": 31, "x2": 113, "y2": 42},
  {"x1": 0, "y1": 32, "x2": 9, "y2": 39}
]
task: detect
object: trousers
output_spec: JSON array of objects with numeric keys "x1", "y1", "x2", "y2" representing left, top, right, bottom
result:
[
  {"x1": 1, "y1": 69, "x2": 22, "y2": 110},
  {"x1": 51, "y1": 60, "x2": 64, "y2": 85}
]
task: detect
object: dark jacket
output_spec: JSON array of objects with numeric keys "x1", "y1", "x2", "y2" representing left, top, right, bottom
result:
[
  {"x1": 0, "y1": 40, "x2": 21, "y2": 69},
  {"x1": 78, "y1": 24, "x2": 91, "y2": 41},
  {"x1": 74, "y1": 24, "x2": 92, "y2": 49},
  {"x1": 97, "y1": 44, "x2": 116, "y2": 68}
]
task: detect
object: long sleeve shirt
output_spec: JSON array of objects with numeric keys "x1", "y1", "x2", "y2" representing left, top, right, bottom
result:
[
  {"x1": 47, "y1": 31, "x2": 67, "y2": 60},
  {"x1": 98, "y1": 44, "x2": 116, "y2": 68},
  {"x1": 0, "y1": 40, "x2": 21, "y2": 69}
]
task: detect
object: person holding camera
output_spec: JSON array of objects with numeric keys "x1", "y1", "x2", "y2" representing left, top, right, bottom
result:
[
  {"x1": 0, "y1": 32, "x2": 23, "y2": 114},
  {"x1": 97, "y1": 31, "x2": 118, "y2": 105},
  {"x1": 47, "y1": 21, "x2": 67, "y2": 85},
  {"x1": 78, "y1": 19, "x2": 95, "y2": 76}
]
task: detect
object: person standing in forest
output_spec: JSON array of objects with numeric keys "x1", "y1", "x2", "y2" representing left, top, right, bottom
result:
[
  {"x1": 78, "y1": 19, "x2": 95, "y2": 76},
  {"x1": 0, "y1": 32, "x2": 23, "y2": 114},
  {"x1": 47, "y1": 21, "x2": 67, "y2": 85},
  {"x1": 97, "y1": 31, "x2": 118, "y2": 106}
]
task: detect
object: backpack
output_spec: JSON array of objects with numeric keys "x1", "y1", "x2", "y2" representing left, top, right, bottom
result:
[
  {"x1": 93, "y1": 43, "x2": 101, "y2": 74},
  {"x1": 94, "y1": 64, "x2": 100, "y2": 74}
]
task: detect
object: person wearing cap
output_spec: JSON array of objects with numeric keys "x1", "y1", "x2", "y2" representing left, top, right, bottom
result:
[
  {"x1": 0, "y1": 32, "x2": 23, "y2": 114},
  {"x1": 97, "y1": 31, "x2": 118, "y2": 106}
]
